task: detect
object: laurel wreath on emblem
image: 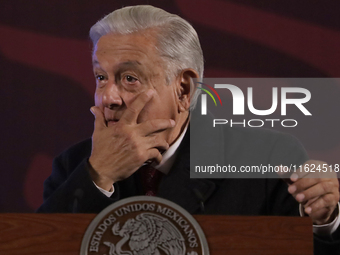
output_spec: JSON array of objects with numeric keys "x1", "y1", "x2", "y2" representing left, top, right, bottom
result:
[{"x1": 103, "y1": 212, "x2": 198, "y2": 255}]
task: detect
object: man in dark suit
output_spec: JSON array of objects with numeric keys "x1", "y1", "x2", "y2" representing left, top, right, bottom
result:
[{"x1": 38, "y1": 5, "x2": 340, "y2": 254}]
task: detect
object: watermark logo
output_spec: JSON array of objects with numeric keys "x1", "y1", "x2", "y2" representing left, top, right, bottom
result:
[
  {"x1": 196, "y1": 82, "x2": 222, "y2": 115},
  {"x1": 194, "y1": 79, "x2": 312, "y2": 128}
]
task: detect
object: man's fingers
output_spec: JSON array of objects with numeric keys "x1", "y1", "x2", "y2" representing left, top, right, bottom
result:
[
  {"x1": 304, "y1": 196, "x2": 319, "y2": 208},
  {"x1": 146, "y1": 135, "x2": 169, "y2": 152},
  {"x1": 288, "y1": 178, "x2": 319, "y2": 195},
  {"x1": 148, "y1": 148, "x2": 163, "y2": 164},
  {"x1": 91, "y1": 106, "x2": 106, "y2": 130},
  {"x1": 121, "y1": 89, "x2": 154, "y2": 124},
  {"x1": 291, "y1": 180, "x2": 336, "y2": 203},
  {"x1": 284, "y1": 160, "x2": 340, "y2": 224},
  {"x1": 303, "y1": 193, "x2": 338, "y2": 215},
  {"x1": 139, "y1": 119, "x2": 176, "y2": 136}
]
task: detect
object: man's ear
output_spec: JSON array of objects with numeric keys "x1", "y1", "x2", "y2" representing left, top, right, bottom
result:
[{"x1": 177, "y1": 69, "x2": 199, "y2": 112}]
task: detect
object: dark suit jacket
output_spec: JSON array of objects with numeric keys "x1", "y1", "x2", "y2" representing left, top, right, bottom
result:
[{"x1": 37, "y1": 126, "x2": 340, "y2": 254}]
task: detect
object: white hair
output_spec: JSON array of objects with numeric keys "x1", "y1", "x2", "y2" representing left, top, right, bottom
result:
[{"x1": 89, "y1": 5, "x2": 203, "y2": 109}]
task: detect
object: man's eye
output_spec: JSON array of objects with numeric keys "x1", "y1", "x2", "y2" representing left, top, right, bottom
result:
[
  {"x1": 96, "y1": 75, "x2": 105, "y2": 81},
  {"x1": 124, "y1": 75, "x2": 138, "y2": 83}
]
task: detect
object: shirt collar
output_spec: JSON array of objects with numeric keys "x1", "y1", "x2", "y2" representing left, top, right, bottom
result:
[{"x1": 152, "y1": 122, "x2": 188, "y2": 175}]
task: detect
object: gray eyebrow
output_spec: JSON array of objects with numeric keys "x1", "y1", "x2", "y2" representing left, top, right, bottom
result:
[{"x1": 118, "y1": 61, "x2": 142, "y2": 68}]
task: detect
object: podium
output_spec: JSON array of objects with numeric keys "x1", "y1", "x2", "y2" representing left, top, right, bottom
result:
[{"x1": 0, "y1": 214, "x2": 313, "y2": 254}]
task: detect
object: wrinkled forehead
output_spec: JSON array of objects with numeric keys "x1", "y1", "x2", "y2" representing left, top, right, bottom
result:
[
  {"x1": 91, "y1": 31, "x2": 169, "y2": 83},
  {"x1": 92, "y1": 32, "x2": 170, "y2": 80}
]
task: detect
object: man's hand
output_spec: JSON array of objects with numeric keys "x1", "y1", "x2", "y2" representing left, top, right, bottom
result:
[
  {"x1": 88, "y1": 89, "x2": 175, "y2": 191},
  {"x1": 287, "y1": 160, "x2": 339, "y2": 225}
]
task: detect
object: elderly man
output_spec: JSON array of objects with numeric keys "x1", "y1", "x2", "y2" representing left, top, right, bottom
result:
[{"x1": 38, "y1": 5, "x2": 340, "y2": 254}]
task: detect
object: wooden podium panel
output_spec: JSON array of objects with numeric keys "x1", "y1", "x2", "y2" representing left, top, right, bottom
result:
[
  {"x1": 195, "y1": 215, "x2": 313, "y2": 255},
  {"x1": 0, "y1": 214, "x2": 313, "y2": 255},
  {"x1": 0, "y1": 214, "x2": 92, "y2": 255}
]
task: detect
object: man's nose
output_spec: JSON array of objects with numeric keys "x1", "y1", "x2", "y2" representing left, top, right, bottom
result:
[{"x1": 102, "y1": 82, "x2": 123, "y2": 109}]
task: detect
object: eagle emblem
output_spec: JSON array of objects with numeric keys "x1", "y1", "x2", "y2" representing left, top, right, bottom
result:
[{"x1": 103, "y1": 212, "x2": 189, "y2": 255}]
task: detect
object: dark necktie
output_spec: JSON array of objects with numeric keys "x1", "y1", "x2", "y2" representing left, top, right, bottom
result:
[{"x1": 140, "y1": 164, "x2": 163, "y2": 196}]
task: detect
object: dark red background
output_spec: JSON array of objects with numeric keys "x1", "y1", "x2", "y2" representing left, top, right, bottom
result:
[{"x1": 1, "y1": 0, "x2": 340, "y2": 212}]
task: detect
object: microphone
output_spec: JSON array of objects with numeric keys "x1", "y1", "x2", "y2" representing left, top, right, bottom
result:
[
  {"x1": 72, "y1": 188, "x2": 84, "y2": 213},
  {"x1": 193, "y1": 188, "x2": 205, "y2": 213}
]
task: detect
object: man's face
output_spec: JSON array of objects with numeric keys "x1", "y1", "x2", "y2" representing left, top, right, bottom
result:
[{"x1": 92, "y1": 31, "x2": 186, "y2": 144}]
